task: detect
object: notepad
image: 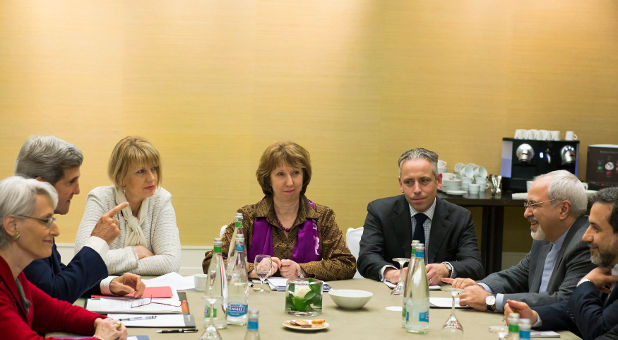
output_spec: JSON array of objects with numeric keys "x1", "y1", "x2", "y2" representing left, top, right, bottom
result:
[
  {"x1": 107, "y1": 314, "x2": 195, "y2": 328},
  {"x1": 127, "y1": 286, "x2": 173, "y2": 298}
]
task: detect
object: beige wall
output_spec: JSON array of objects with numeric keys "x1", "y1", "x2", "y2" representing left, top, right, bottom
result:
[{"x1": 1, "y1": 1, "x2": 617, "y2": 253}]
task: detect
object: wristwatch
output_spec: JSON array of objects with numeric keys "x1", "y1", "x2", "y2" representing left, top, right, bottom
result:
[{"x1": 485, "y1": 295, "x2": 496, "y2": 312}]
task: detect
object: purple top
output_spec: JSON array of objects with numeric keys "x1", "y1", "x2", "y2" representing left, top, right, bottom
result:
[{"x1": 248, "y1": 199, "x2": 321, "y2": 263}]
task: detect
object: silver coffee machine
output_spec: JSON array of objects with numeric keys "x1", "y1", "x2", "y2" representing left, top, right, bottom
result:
[{"x1": 500, "y1": 138, "x2": 579, "y2": 192}]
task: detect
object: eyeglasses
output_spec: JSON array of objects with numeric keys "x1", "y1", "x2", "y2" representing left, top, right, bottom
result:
[
  {"x1": 16, "y1": 215, "x2": 56, "y2": 228},
  {"x1": 523, "y1": 199, "x2": 557, "y2": 209},
  {"x1": 130, "y1": 296, "x2": 182, "y2": 308}
]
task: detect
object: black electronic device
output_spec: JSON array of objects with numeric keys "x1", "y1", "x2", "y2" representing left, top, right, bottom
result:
[
  {"x1": 500, "y1": 138, "x2": 579, "y2": 192},
  {"x1": 586, "y1": 144, "x2": 618, "y2": 190}
]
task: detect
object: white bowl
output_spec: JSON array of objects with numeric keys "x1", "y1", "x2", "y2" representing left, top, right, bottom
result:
[{"x1": 329, "y1": 289, "x2": 373, "y2": 310}]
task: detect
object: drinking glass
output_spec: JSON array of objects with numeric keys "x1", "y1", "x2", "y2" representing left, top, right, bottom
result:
[
  {"x1": 253, "y1": 254, "x2": 272, "y2": 293},
  {"x1": 200, "y1": 269, "x2": 222, "y2": 340},
  {"x1": 440, "y1": 287, "x2": 464, "y2": 339},
  {"x1": 391, "y1": 258, "x2": 409, "y2": 295}
]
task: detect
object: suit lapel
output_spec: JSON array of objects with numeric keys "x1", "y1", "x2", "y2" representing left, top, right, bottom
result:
[
  {"x1": 546, "y1": 216, "x2": 586, "y2": 290},
  {"x1": 531, "y1": 242, "x2": 553, "y2": 292},
  {"x1": 392, "y1": 195, "x2": 413, "y2": 258},
  {"x1": 428, "y1": 198, "x2": 450, "y2": 263}
]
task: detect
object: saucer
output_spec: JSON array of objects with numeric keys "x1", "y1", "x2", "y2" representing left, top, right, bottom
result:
[
  {"x1": 283, "y1": 320, "x2": 329, "y2": 331},
  {"x1": 446, "y1": 190, "x2": 466, "y2": 196}
]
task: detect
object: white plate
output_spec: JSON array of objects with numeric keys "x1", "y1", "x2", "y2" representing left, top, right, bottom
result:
[
  {"x1": 511, "y1": 192, "x2": 528, "y2": 200},
  {"x1": 446, "y1": 190, "x2": 466, "y2": 196},
  {"x1": 282, "y1": 320, "x2": 329, "y2": 331}
]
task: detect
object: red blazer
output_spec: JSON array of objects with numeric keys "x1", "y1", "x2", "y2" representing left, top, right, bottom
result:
[{"x1": 0, "y1": 256, "x2": 105, "y2": 339}]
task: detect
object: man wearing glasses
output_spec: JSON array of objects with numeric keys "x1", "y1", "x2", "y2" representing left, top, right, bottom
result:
[
  {"x1": 445, "y1": 170, "x2": 594, "y2": 312},
  {"x1": 15, "y1": 135, "x2": 144, "y2": 302},
  {"x1": 505, "y1": 187, "x2": 618, "y2": 339}
]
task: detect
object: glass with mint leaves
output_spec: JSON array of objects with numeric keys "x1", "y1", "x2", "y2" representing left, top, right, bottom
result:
[{"x1": 285, "y1": 278, "x2": 323, "y2": 316}]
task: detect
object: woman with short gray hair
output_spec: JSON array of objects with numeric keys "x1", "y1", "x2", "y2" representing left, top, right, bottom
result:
[{"x1": 0, "y1": 176, "x2": 127, "y2": 340}]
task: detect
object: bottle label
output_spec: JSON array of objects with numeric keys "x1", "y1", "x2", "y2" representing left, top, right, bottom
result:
[
  {"x1": 509, "y1": 324, "x2": 519, "y2": 333},
  {"x1": 418, "y1": 311, "x2": 429, "y2": 323},
  {"x1": 235, "y1": 244, "x2": 244, "y2": 252},
  {"x1": 227, "y1": 303, "x2": 248, "y2": 317},
  {"x1": 213, "y1": 245, "x2": 221, "y2": 253},
  {"x1": 402, "y1": 306, "x2": 406, "y2": 319},
  {"x1": 204, "y1": 306, "x2": 217, "y2": 318},
  {"x1": 235, "y1": 221, "x2": 242, "y2": 228},
  {"x1": 520, "y1": 330, "x2": 531, "y2": 339},
  {"x1": 416, "y1": 251, "x2": 424, "y2": 258},
  {"x1": 248, "y1": 320, "x2": 258, "y2": 331}
]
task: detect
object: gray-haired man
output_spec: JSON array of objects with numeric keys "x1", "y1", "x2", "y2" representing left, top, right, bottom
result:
[{"x1": 16, "y1": 135, "x2": 144, "y2": 302}]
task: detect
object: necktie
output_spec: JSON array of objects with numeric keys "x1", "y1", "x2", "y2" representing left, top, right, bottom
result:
[{"x1": 412, "y1": 213, "x2": 428, "y2": 245}]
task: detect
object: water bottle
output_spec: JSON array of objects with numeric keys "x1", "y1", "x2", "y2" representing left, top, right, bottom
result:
[
  {"x1": 227, "y1": 213, "x2": 244, "y2": 274},
  {"x1": 508, "y1": 313, "x2": 520, "y2": 340},
  {"x1": 519, "y1": 318, "x2": 531, "y2": 340},
  {"x1": 205, "y1": 237, "x2": 227, "y2": 329},
  {"x1": 402, "y1": 239, "x2": 420, "y2": 327},
  {"x1": 227, "y1": 234, "x2": 249, "y2": 325},
  {"x1": 244, "y1": 308, "x2": 260, "y2": 340},
  {"x1": 405, "y1": 243, "x2": 430, "y2": 334}
]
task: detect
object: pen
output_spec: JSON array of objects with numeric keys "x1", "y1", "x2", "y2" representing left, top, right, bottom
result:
[
  {"x1": 118, "y1": 315, "x2": 157, "y2": 321},
  {"x1": 157, "y1": 328, "x2": 198, "y2": 333}
]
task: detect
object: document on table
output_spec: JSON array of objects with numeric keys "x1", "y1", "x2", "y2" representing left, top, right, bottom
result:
[
  {"x1": 142, "y1": 272, "x2": 195, "y2": 291},
  {"x1": 86, "y1": 289, "x2": 182, "y2": 314},
  {"x1": 429, "y1": 297, "x2": 469, "y2": 308},
  {"x1": 107, "y1": 314, "x2": 195, "y2": 328},
  {"x1": 267, "y1": 277, "x2": 331, "y2": 292},
  {"x1": 383, "y1": 280, "x2": 440, "y2": 290}
]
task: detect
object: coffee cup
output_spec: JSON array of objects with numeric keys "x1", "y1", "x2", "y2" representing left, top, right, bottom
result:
[
  {"x1": 194, "y1": 273, "x2": 208, "y2": 291},
  {"x1": 565, "y1": 131, "x2": 578, "y2": 141},
  {"x1": 514, "y1": 129, "x2": 527, "y2": 139},
  {"x1": 539, "y1": 130, "x2": 550, "y2": 140},
  {"x1": 527, "y1": 180, "x2": 533, "y2": 192},
  {"x1": 550, "y1": 130, "x2": 560, "y2": 141},
  {"x1": 468, "y1": 183, "x2": 480, "y2": 194}
]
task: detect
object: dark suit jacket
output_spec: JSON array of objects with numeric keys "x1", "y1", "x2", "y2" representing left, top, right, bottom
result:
[
  {"x1": 23, "y1": 241, "x2": 108, "y2": 303},
  {"x1": 481, "y1": 216, "x2": 594, "y2": 308},
  {"x1": 536, "y1": 281, "x2": 618, "y2": 340},
  {"x1": 595, "y1": 323, "x2": 618, "y2": 340},
  {"x1": 357, "y1": 195, "x2": 484, "y2": 281}
]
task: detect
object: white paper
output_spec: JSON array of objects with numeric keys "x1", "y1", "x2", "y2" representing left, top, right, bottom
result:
[
  {"x1": 429, "y1": 297, "x2": 467, "y2": 308},
  {"x1": 142, "y1": 272, "x2": 195, "y2": 291},
  {"x1": 87, "y1": 289, "x2": 182, "y2": 314},
  {"x1": 383, "y1": 280, "x2": 440, "y2": 290},
  {"x1": 108, "y1": 313, "x2": 188, "y2": 327},
  {"x1": 531, "y1": 331, "x2": 560, "y2": 338}
]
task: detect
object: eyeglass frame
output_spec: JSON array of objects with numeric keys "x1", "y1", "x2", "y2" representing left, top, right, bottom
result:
[
  {"x1": 523, "y1": 198, "x2": 559, "y2": 210},
  {"x1": 16, "y1": 215, "x2": 56, "y2": 228},
  {"x1": 130, "y1": 296, "x2": 182, "y2": 308}
]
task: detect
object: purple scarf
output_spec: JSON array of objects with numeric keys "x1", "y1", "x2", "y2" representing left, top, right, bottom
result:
[{"x1": 248, "y1": 199, "x2": 321, "y2": 263}]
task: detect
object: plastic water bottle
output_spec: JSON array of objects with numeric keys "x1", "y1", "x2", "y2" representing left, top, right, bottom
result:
[
  {"x1": 402, "y1": 239, "x2": 420, "y2": 327},
  {"x1": 519, "y1": 318, "x2": 531, "y2": 340},
  {"x1": 227, "y1": 234, "x2": 249, "y2": 325},
  {"x1": 405, "y1": 243, "x2": 430, "y2": 334},
  {"x1": 508, "y1": 313, "x2": 520, "y2": 340},
  {"x1": 244, "y1": 308, "x2": 260, "y2": 340},
  {"x1": 205, "y1": 237, "x2": 227, "y2": 329},
  {"x1": 227, "y1": 212, "x2": 244, "y2": 273}
]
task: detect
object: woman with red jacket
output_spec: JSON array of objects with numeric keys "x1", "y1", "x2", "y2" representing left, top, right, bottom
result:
[{"x1": 0, "y1": 176, "x2": 127, "y2": 340}]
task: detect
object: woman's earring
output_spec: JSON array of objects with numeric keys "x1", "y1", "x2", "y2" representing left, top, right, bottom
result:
[{"x1": 13, "y1": 232, "x2": 21, "y2": 241}]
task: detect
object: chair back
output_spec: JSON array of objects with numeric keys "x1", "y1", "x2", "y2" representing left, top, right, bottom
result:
[{"x1": 346, "y1": 227, "x2": 364, "y2": 278}]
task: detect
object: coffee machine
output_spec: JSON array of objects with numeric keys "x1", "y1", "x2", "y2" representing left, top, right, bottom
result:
[{"x1": 500, "y1": 138, "x2": 580, "y2": 192}]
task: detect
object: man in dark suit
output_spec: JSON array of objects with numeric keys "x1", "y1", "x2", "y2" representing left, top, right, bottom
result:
[
  {"x1": 15, "y1": 135, "x2": 144, "y2": 302},
  {"x1": 358, "y1": 147, "x2": 484, "y2": 284},
  {"x1": 505, "y1": 187, "x2": 618, "y2": 340},
  {"x1": 449, "y1": 170, "x2": 594, "y2": 312}
]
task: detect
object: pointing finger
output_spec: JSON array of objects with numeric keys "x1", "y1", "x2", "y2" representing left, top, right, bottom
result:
[{"x1": 104, "y1": 202, "x2": 129, "y2": 218}]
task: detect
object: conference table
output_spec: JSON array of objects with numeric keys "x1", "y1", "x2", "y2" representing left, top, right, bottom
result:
[{"x1": 61, "y1": 278, "x2": 580, "y2": 339}]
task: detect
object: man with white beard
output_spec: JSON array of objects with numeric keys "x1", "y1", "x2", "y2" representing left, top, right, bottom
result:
[
  {"x1": 444, "y1": 170, "x2": 595, "y2": 312},
  {"x1": 505, "y1": 187, "x2": 618, "y2": 339}
]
